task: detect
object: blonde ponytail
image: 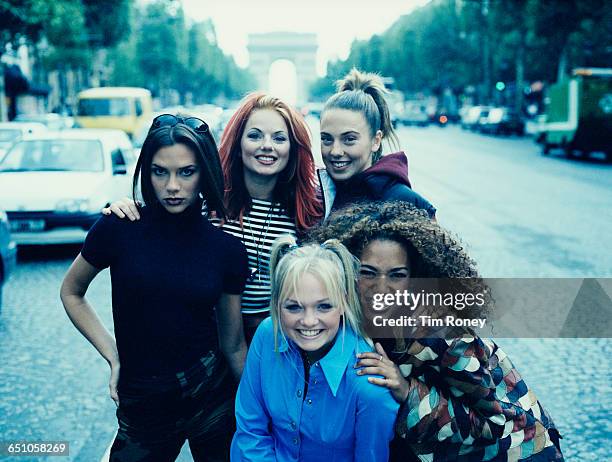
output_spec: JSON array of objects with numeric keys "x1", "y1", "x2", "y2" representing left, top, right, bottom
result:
[
  {"x1": 268, "y1": 236, "x2": 367, "y2": 351},
  {"x1": 325, "y1": 68, "x2": 400, "y2": 163}
]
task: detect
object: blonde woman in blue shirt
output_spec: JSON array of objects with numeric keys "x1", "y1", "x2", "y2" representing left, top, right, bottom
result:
[{"x1": 231, "y1": 236, "x2": 399, "y2": 461}]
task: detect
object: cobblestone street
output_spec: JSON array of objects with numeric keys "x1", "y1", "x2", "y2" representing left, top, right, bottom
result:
[{"x1": 1, "y1": 246, "x2": 116, "y2": 461}]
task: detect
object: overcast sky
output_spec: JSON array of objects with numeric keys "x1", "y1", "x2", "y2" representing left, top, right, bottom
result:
[{"x1": 181, "y1": 0, "x2": 430, "y2": 75}]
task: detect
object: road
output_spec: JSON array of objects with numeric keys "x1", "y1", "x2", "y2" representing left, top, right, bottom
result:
[
  {"x1": 0, "y1": 126, "x2": 610, "y2": 460},
  {"x1": 400, "y1": 124, "x2": 612, "y2": 278}
]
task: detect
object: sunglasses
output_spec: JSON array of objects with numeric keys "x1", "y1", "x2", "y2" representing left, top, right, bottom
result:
[{"x1": 150, "y1": 114, "x2": 209, "y2": 133}]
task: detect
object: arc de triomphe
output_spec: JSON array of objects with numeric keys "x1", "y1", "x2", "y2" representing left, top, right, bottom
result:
[{"x1": 247, "y1": 32, "x2": 318, "y2": 106}]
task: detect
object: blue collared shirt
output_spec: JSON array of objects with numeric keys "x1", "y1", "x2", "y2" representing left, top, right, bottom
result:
[{"x1": 231, "y1": 317, "x2": 399, "y2": 462}]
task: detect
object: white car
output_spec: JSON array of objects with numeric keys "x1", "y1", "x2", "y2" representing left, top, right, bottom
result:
[
  {"x1": 14, "y1": 113, "x2": 75, "y2": 131},
  {"x1": 0, "y1": 207, "x2": 17, "y2": 312},
  {"x1": 0, "y1": 122, "x2": 47, "y2": 161},
  {"x1": 0, "y1": 129, "x2": 136, "y2": 245},
  {"x1": 461, "y1": 106, "x2": 492, "y2": 131}
]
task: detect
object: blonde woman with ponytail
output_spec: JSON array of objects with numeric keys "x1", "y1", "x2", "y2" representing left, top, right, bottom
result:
[
  {"x1": 231, "y1": 235, "x2": 399, "y2": 462},
  {"x1": 318, "y1": 68, "x2": 436, "y2": 219}
]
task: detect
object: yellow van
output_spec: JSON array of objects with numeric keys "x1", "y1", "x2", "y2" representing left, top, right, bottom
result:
[{"x1": 75, "y1": 87, "x2": 153, "y2": 138}]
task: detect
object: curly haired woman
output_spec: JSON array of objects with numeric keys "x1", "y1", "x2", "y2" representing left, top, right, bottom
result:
[{"x1": 307, "y1": 201, "x2": 564, "y2": 461}]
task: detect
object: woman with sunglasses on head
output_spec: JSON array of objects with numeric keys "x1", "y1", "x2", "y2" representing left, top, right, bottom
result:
[
  {"x1": 231, "y1": 236, "x2": 399, "y2": 462},
  {"x1": 308, "y1": 201, "x2": 564, "y2": 462},
  {"x1": 105, "y1": 95, "x2": 322, "y2": 342},
  {"x1": 318, "y1": 68, "x2": 436, "y2": 220},
  {"x1": 61, "y1": 114, "x2": 250, "y2": 461}
]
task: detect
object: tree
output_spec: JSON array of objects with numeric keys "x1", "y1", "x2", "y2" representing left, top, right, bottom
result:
[
  {"x1": 489, "y1": 0, "x2": 530, "y2": 110},
  {"x1": 310, "y1": 0, "x2": 611, "y2": 104},
  {"x1": 0, "y1": 0, "x2": 47, "y2": 46},
  {"x1": 39, "y1": 0, "x2": 90, "y2": 70},
  {"x1": 106, "y1": 1, "x2": 252, "y2": 104},
  {"x1": 0, "y1": 0, "x2": 45, "y2": 119},
  {"x1": 81, "y1": 0, "x2": 130, "y2": 49},
  {"x1": 107, "y1": 25, "x2": 143, "y2": 88},
  {"x1": 530, "y1": 0, "x2": 610, "y2": 82},
  {"x1": 136, "y1": 0, "x2": 186, "y2": 99},
  {"x1": 0, "y1": 0, "x2": 92, "y2": 118}
]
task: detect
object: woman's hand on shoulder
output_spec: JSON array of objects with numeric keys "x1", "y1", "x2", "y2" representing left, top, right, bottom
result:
[
  {"x1": 102, "y1": 198, "x2": 141, "y2": 221},
  {"x1": 355, "y1": 342, "x2": 410, "y2": 403}
]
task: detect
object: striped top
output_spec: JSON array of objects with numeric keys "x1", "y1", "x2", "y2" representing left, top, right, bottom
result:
[{"x1": 211, "y1": 198, "x2": 296, "y2": 314}]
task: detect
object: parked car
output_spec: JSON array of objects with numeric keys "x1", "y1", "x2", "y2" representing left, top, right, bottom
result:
[
  {"x1": 0, "y1": 122, "x2": 47, "y2": 160},
  {"x1": 474, "y1": 107, "x2": 492, "y2": 132},
  {"x1": 0, "y1": 129, "x2": 136, "y2": 245},
  {"x1": 461, "y1": 105, "x2": 491, "y2": 131},
  {"x1": 303, "y1": 102, "x2": 324, "y2": 119},
  {"x1": 216, "y1": 108, "x2": 236, "y2": 141},
  {"x1": 401, "y1": 102, "x2": 430, "y2": 127},
  {"x1": 14, "y1": 113, "x2": 74, "y2": 131},
  {"x1": 479, "y1": 107, "x2": 525, "y2": 136},
  {"x1": 538, "y1": 68, "x2": 612, "y2": 161},
  {"x1": 0, "y1": 207, "x2": 17, "y2": 312},
  {"x1": 190, "y1": 104, "x2": 224, "y2": 143},
  {"x1": 75, "y1": 87, "x2": 153, "y2": 138},
  {"x1": 386, "y1": 89, "x2": 406, "y2": 129},
  {"x1": 131, "y1": 113, "x2": 161, "y2": 159}
]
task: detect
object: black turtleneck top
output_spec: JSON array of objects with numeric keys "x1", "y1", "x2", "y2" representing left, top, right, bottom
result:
[{"x1": 81, "y1": 204, "x2": 249, "y2": 380}]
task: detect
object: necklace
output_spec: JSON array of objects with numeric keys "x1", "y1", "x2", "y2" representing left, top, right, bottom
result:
[{"x1": 244, "y1": 203, "x2": 274, "y2": 282}]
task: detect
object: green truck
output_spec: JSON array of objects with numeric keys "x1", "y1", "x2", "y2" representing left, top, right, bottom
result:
[{"x1": 538, "y1": 68, "x2": 612, "y2": 161}]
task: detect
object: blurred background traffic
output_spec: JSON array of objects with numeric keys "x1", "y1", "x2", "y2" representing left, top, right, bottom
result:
[{"x1": 0, "y1": 0, "x2": 611, "y2": 460}]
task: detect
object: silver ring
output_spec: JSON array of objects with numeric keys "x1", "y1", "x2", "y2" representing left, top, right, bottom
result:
[{"x1": 379, "y1": 354, "x2": 383, "y2": 362}]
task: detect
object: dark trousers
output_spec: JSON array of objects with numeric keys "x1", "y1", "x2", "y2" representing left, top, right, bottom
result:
[
  {"x1": 243, "y1": 312, "x2": 269, "y2": 345},
  {"x1": 110, "y1": 351, "x2": 236, "y2": 462}
]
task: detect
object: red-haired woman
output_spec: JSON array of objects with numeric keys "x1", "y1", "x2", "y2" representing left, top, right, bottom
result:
[
  {"x1": 105, "y1": 95, "x2": 322, "y2": 341},
  {"x1": 216, "y1": 93, "x2": 322, "y2": 340}
]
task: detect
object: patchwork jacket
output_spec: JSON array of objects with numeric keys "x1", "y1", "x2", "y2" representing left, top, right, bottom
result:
[{"x1": 388, "y1": 336, "x2": 564, "y2": 461}]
